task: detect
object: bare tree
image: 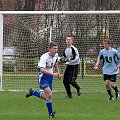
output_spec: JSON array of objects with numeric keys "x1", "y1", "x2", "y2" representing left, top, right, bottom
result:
[
  {"x1": 0, "y1": 0, "x2": 2, "y2": 10},
  {"x1": 22, "y1": 0, "x2": 36, "y2": 11}
]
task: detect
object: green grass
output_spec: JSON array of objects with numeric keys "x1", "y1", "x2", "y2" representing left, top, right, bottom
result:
[
  {"x1": 0, "y1": 91, "x2": 120, "y2": 120},
  {"x1": 2, "y1": 75, "x2": 120, "y2": 93},
  {"x1": 1, "y1": 75, "x2": 120, "y2": 119}
]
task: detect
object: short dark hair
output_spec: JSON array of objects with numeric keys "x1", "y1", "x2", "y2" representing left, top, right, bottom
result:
[
  {"x1": 103, "y1": 39, "x2": 111, "y2": 45},
  {"x1": 66, "y1": 36, "x2": 73, "y2": 41},
  {"x1": 48, "y1": 41, "x2": 58, "y2": 48}
]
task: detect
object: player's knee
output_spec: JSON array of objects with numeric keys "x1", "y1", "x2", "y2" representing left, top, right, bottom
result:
[
  {"x1": 46, "y1": 93, "x2": 52, "y2": 99},
  {"x1": 105, "y1": 82, "x2": 109, "y2": 86},
  {"x1": 63, "y1": 80, "x2": 67, "y2": 84},
  {"x1": 105, "y1": 80, "x2": 109, "y2": 85},
  {"x1": 70, "y1": 80, "x2": 75, "y2": 83},
  {"x1": 105, "y1": 84, "x2": 110, "y2": 89}
]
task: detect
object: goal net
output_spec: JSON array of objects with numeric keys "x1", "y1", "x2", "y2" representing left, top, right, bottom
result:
[{"x1": 0, "y1": 11, "x2": 120, "y2": 92}]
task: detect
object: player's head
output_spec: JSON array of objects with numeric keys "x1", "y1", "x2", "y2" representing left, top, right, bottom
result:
[
  {"x1": 66, "y1": 36, "x2": 73, "y2": 46},
  {"x1": 103, "y1": 39, "x2": 111, "y2": 50},
  {"x1": 48, "y1": 41, "x2": 58, "y2": 56}
]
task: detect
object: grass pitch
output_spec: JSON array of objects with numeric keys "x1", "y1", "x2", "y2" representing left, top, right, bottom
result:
[{"x1": 0, "y1": 91, "x2": 120, "y2": 120}]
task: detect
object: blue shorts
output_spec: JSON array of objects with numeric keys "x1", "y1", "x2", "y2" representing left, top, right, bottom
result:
[
  {"x1": 39, "y1": 80, "x2": 52, "y2": 90},
  {"x1": 103, "y1": 74, "x2": 117, "y2": 82},
  {"x1": 38, "y1": 74, "x2": 53, "y2": 90}
]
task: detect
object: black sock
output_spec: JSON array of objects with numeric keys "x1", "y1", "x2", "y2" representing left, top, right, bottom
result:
[
  {"x1": 113, "y1": 86, "x2": 119, "y2": 93},
  {"x1": 107, "y1": 89, "x2": 113, "y2": 97}
]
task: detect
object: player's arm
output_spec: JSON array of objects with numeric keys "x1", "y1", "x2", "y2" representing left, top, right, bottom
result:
[
  {"x1": 58, "y1": 56, "x2": 66, "y2": 63},
  {"x1": 94, "y1": 51, "x2": 102, "y2": 70},
  {"x1": 54, "y1": 63, "x2": 62, "y2": 79},
  {"x1": 39, "y1": 67, "x2": 61, "y2": 78},
  {"x1": 117, "y1": 61, "x2": 120, "y2": 68},
  {"x1": 40, "y1": 68, "x2": 54, "y2": 76},
  {"x1": 70, "y1": 51, "x2": 79, "y2": 63},
  {"x1": 38, "y1": 55, "x2": 60, "y2": 78},
  {"x1": 58, "y1": 49, "x2": 67, "y2": 63},
  {"x1": 65, "y1": 47, "x2": 79, "y2": 64},
  {"x1": 37, "y1": 55, "x2": 52, "y2": 75},
  {"x1": 116, "y1": 51, "x2": 120, "y2": 68},
  {"x1": 54, "y1": 63, "x2": 59, "y2": 73},
  {"x1": 94, "y1": 60, "x2": 100, "y2": 70}
]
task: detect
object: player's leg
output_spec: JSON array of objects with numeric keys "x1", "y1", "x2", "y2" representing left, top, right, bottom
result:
[
  {"x1": 42, "y1": 87, "x2": 55, "y2": 118},
  {"x1": 69, "y1": 65, "x2": 81, "y2": 96},
  {"x1": 104, "y1": 80, "x2": 114, "y2": 101},
  {"x1": 26, "y1": 88, "x2": 33, "y2": 98},
  {"x1": 38, "y1": 81, "x2": 55, "y2": 117},
  {"x1": 26, "y1": 80, "x2": 47, "y2": 99},
  {"x1": 104, "y1": 74, "x2": 114, "y2": 101},
  {"x1": 109, "y1": 74, "x2": 119, "y2": 99},
  {"x1": 70, "y1": 75, "x2": 81, "y2": 96},
  {"x1": 26, "y1": 88, "x2": 44, "y2": 98},
  {"x1": 26, "y1": 82, "x2": 55, "y2": 118},
  {"x1": 63, "y1": 71, "x2": 72, "y2": 98},
  {"x1": 110, "y1": 82, "x2": 119, "y2": 99},
  {"x1": 26, "y1": 73, "x2": 45, "y2": 98}
]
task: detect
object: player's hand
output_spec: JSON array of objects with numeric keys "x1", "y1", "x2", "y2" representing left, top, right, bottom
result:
[
  {"x1": 65, "y1": 58, "x2": 71, "y2": 62},
  {"x1": 94, "y1": 65, "x2": 98, "y2": 70},
  {"x1": 53, "y1": 72, "x2": 61, "y2": 79},
  {"x1": 117, "y1": 64, "x2": 120, "y2": 68},
  {"x1": 58, "y1": 56, "x2": 65, "y2": 63},
  {"x1": 57, "y1": 73, "x2": 62, "y2": 80},
  {"x1": 53, "y1": 72, "x2": 58, "y2": 77}
]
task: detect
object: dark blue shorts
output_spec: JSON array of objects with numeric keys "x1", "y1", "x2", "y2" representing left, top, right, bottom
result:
[
  {"x1": 39, "y1": 80, "x2": 52, "y2": 90},
  {"x1": 103, "y1": 74, "x2": 117, "y2": 82},
  {"x1": 38, "y1": 73, "x2": 53, "y2": 90}
]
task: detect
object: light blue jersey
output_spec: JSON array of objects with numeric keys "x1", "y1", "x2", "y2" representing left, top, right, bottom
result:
[{"x1": 98, "y1": 47, "x2": 120, "y2": 75}]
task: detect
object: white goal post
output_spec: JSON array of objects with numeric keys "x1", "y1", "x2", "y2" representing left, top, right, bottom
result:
[
  {"x1": 0, "y1": 13, "x2": 3, "y2": 91},
  {"x1": 0, "y1": 11, "x2": 120, "y2": 92}
]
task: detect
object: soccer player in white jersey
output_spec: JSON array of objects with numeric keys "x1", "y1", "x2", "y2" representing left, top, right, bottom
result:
[
  {"x1": 26, "y1": 41, "x2": 61, "y2": 118},
  {"x1": 94, "y1": 39, "x2": 120, "y2": 101}
]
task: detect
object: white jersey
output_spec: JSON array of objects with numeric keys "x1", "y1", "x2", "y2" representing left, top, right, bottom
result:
[
  {"x1": 38, "y1": 52, "x2": 58, "y2": 73},
  {"x1": 64, "y1": 45, "x2": 80, "y2": 65}
]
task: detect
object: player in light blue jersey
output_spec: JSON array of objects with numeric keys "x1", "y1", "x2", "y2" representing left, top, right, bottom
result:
[
  {"x1": 94, "y1": 39, "x2": 120, "y2": 101},
  {"x1": 26, "y1": 41, "x2": 61, "y2": 118}
]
